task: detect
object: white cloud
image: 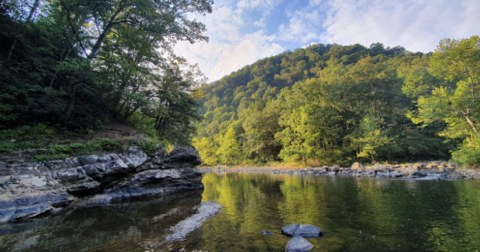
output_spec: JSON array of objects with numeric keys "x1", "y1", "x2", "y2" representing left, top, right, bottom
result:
[
  {"x1": 175, "y1": 32, "x2": 283, "y2": 82},
  {"x1": 321, "y1": 0, "x2": 480, "y2": 52},
  {"x1": 237, "y1": 0, "x2": 277, "y2": 11},
  {"x1": 209, "y1": 33, "x2": 283, "y2": 80},
  {"x1": 174, "y1": 2, "x2": 284, "y2": 82},
  {"x1": 175, "y1": 0, "x2": 480, "y2": 82},
  {"x1": 279, "y1": 9, "x2": 324, "y2": 44}
]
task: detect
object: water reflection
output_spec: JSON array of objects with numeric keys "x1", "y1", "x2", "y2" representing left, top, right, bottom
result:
[
  {"x1": 0, "y1": 191, "x2": 202, "y2": 252},
  {"x1": 1, "y1": 173, "x2": 480, "y2": 252},
  {"x1": 181, "y1": 173, "x2": 480, "y2": 251}
]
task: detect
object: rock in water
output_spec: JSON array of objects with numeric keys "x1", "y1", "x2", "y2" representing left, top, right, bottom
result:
[
  {"x1": 286, "y1": 236, "x2": 314, "y2": 252},
  {"x1": 282, "y1": 224, "x2": 322, "y2": 237},
  {"x1": 165, "y1": 202, "x2": 222, "y2": 242},
  {"x1": 262, "y1": 230, "x2": 273, "y2": 236}
]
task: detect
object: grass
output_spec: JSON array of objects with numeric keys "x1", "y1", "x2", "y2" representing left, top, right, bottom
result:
[
  {"x1": 0, "y1": 124, "x2": 163, "y2": 162},
  {"x1": 33, "y1": 139, "x2": 128, "y2": 161}
]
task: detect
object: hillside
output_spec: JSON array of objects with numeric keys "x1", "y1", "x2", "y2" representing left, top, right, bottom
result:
[
  {"x1": 0, "y1": 1, "x2": 210, "y2": 147},
  {"x1": 193, "y1": 40, "x2": 478, "y2": 166}
]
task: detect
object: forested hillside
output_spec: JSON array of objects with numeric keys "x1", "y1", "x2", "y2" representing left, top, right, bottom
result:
[
  {"x1": 194, "y1": 37, "x2": 480, "y2": 167},
  {"x1": 0, "y1": 0, "x2": 212, "y2": 145}
]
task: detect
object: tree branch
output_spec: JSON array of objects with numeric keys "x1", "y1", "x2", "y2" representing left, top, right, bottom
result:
[{"x1": 87, "y1": 4, "x2": 129, "y2": 59}]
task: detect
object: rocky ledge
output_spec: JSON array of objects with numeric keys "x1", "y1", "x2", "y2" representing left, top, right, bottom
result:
[{"x1": 0, "y1": 146, "x2": 203, "y2": 223}]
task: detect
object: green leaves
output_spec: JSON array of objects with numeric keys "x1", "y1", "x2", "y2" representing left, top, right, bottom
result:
[
  {"x1": 352, "y1": 115, "x2": 391, "y2": 163},
  {"x1": 404, "y1": 36, "x2": 480, "y2": 166},
  {"x1": 194, "y1": 43, "x2": 449, "y2": 166},
  {"x1": 1, "y1": 0, "x2": 212, "y2": 148}
]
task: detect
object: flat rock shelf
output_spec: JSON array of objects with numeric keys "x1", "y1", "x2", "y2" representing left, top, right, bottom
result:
[{"x1": 0, "y1": 146, "x2": 203, "y2": 223}]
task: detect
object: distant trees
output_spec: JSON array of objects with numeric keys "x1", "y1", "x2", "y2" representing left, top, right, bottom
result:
[
  {"x1": 193, "y1": 39, "x2": 468, "y2": 166},
  {"x1": 0, "y1": 0, "x2": 212, "y2": 145}
]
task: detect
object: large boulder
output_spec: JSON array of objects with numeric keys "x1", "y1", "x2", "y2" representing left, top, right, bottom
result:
[
  {"x1": 77, "y1": 168, "x2": 204, "y2": 206},
  {"x1": 165, "y1": 147, "x2": 201, "y2": 166}
]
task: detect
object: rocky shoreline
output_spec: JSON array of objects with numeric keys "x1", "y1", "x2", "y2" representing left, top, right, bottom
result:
[
  {"x1": 0, "y1": 146, "x2": 203, "y2": 223},
  {"x1": 201, "y1": 161, "x2": 480, "y2": 180}
]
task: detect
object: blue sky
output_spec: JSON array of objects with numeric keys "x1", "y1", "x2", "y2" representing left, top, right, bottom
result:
[{"x1": 174, "y1": 0, "x2": 480, "y2": 82}]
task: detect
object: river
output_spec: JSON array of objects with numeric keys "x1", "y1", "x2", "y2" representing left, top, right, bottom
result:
[{"x1": 1, "y1": 172, "x2": 480, "y2": 251}]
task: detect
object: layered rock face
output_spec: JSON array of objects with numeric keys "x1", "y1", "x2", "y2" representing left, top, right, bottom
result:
[{"x1": 0, "y1": 146, "x2": 203, "y2": 223}]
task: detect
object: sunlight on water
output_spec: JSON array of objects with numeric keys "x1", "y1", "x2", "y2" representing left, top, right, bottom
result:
[{"x1": 181, "y1": 173, "x2": 480, "y2": 251}]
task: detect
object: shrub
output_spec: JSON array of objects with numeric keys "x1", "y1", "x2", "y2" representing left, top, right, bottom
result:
[{"x1": 452, "y1": 139, "x2": 480, "y2": 168}]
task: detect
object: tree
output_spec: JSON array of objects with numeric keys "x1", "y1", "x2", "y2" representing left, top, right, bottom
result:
[
  {"x1": 0, "y1": 0, "x2": 212, "y2": 143},
  {"x1": 216, "y1": 123, "x2": 244, "y2": 165},
  {"x1": 153, "y1": 61, "x2": 202, "y2": 145},
  {"x1": 352, "y1": 115, "x2": 391, "y2": 163},
  {"x1": 408, "y1": 36, "x2": 480, "y2": 165},
  {"x1": 51, "y1": 0, "x2": 212, "y2": 60},
  {"x1": 193, "y1": 40, "x2": 455, "y2": 166}
]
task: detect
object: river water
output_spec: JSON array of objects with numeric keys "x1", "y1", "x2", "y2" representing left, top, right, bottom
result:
[{"x1": 1, "y1": 172, "x2": 480, "y2": 251}]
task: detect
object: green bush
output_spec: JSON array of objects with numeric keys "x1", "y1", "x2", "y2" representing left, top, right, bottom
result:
[
  {"x1": 128, "y1": 113, "x2": 158, "y2": 139},
  {"x1": 452, "y1": 139, "x2": 480, "y2": 168},
  {"x1": 35, "y1": 142, "x2": 101, "y2": 161},
  {"x1": 99, "y1": 138, "x2": 125, "y2": 152},
  {"x1": 35, "y1": 153, "x2": 70, "y2": 161},
  {"x1": 138, "y1": 139, "x2": 162, "y2": 155},
  {"x1": 0, "y1": 124, "x2": 57, "y2": 140}
]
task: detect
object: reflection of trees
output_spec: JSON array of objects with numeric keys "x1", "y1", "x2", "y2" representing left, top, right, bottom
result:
[
  {"x1": 0, "y1": 191, "x2": 202, "y2": 251},
  {"x1": 197, "y1": 173, "x2": 480, "y2": 251}
]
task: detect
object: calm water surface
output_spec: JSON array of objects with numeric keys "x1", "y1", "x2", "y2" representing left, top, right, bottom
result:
[{"x1": 1, "y1": 173, "x2": 480, "y2": 251}]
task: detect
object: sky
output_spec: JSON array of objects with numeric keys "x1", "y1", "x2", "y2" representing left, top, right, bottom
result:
[{"x1": 174, "y1": 0, "x2": 480, "y2": 82}]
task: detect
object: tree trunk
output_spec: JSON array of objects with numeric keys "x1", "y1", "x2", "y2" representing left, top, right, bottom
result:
[
  {"x1": 64, "y1": 84, "x2": 80, "y2": 122},
  {"x1": 465, "y1": 116, "x2": 480, "y2": 138},
  {"x1": 6, "y1": 39, "x2": 17, "y2": 62},
  {"x1": 6, "y1": 0, "x2": 40, "y2": 62},
  {"x1": 26, "y1": 0, "x2": 40, "y2": 21}
]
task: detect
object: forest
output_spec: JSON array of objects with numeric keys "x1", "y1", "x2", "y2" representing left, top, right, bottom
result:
[
  {"x1": 0, "y1": 0, "x2": 212, "y2": 146},
  {"x1": 193, "y1": 36, "x2": 480, "y2": 167},
  {"x1": 1, "y1": 2, "x2": 479, "y2": 168}
]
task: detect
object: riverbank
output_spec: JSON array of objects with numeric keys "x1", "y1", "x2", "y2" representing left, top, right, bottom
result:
[
  {"x1": 0, "y1": 146, "x2": 203, "y2": 223},
  {"x1": 199, "y1": 161, "x2": 480, "y2": 180}
]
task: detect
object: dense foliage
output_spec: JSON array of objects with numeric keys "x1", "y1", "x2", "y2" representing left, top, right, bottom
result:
[
  {"x1": 0, "y1": 0, "x2": 212, "y2": 145},
  {"x1": 194, "y1": 37, "x2": 480, "y2": 167}
]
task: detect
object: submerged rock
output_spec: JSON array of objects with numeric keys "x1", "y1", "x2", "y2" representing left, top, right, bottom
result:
[
  {"x1": 262, "y1": 230, "x2": 273, "y2": 236},
  {"x1": 286, "y1": 235, "x2": 314, "y2": 252},
  {"x1": 282, "y1": 224, "x2": 322, "y2": 238},
  {"x1": 165, "y1": 202, "x2": 221, "y2": 242},
  {"x1": 415, "y1": 174, "x2": 442, "y2": 180}
]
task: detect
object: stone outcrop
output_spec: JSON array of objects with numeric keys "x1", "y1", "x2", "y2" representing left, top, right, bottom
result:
[{"x1": 0, "y1": 146, "x2": 203, "y2": 223}]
